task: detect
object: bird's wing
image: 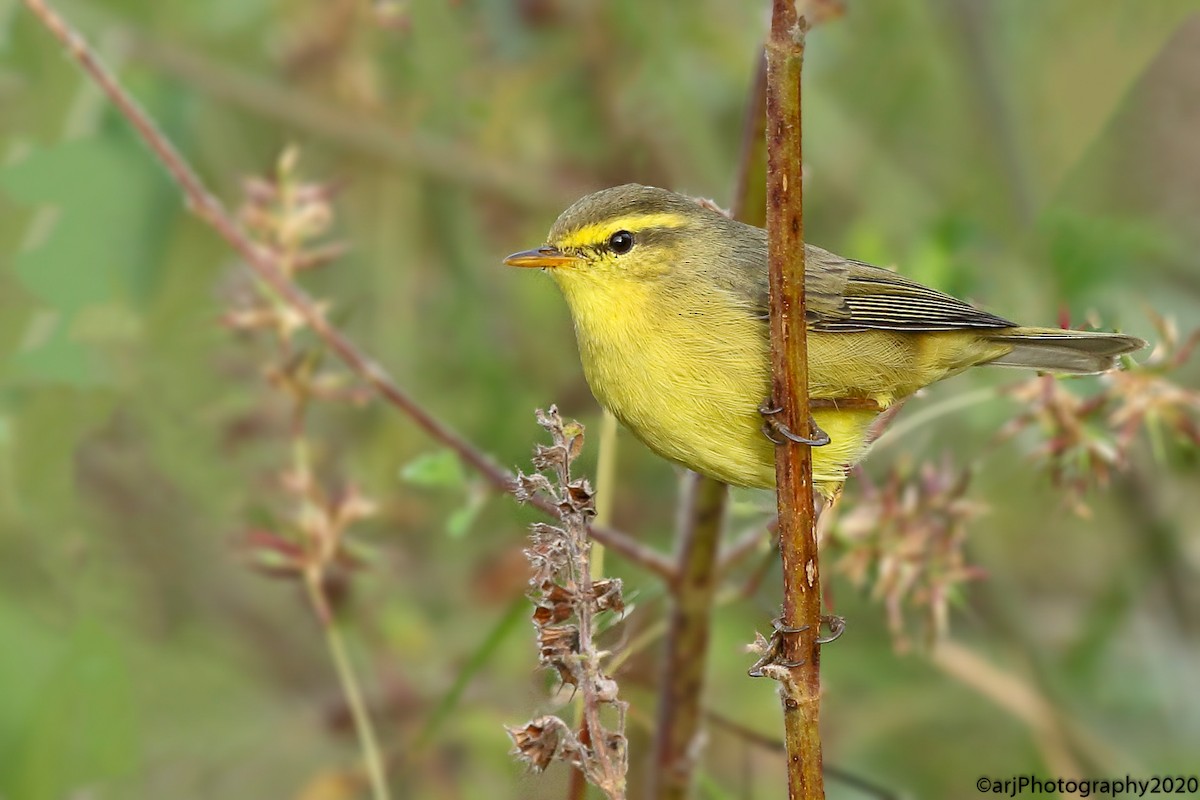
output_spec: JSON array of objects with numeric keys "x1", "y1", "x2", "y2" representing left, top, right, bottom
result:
[{"x1": 801, "y1": 246, "x2": 1015, "y2": 332}]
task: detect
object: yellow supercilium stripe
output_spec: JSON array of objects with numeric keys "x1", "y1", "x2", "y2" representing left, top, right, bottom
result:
[{"x1": 557, "y1": 212, "x2": 689, "y2": 250}]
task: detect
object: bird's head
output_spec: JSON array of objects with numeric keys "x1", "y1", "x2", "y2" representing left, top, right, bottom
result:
[{"x1": 503, "y1": 184, "x2": 737, "y2": 288}]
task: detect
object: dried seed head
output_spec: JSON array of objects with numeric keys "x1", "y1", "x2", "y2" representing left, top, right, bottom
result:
[
  {"x1": 238, "y1": 528, "x2": 309, "y2": 577},
  {"x1": 525, "y1": 523, "x2": 569, "y2": 586},
  {"x1": 532, "y1": 583, "x2": 576, "y2": 626},
  {"x1": 537, "y1": 624, "x2": 580, "y2": 665},
  {"x1": 506, "y1": 716, "x2": 572, "y2": 773},
  {"x1": 591, "y1": 578, "x2": 624, "y2": 615},
  {"x1": 513, "y1": 471, "x2": 554, "y2": 504},
  {"x1": 602, "y1": 730, "x2": 627, "y2": 763},
  {"x1": 242, "y1": 176, "x2": 279, "y2": 205},
  {"x1": 531, "y1": 443, "x2": 569, "y2": 475},
  {"x1": 564, "y1": 480, "x2": 596, "y2": 514}
]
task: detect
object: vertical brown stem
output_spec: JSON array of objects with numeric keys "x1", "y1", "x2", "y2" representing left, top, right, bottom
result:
[
  {"x1": 765, "y1": 2, "x2": 824, "y2": 799},
  {"x1": 732, "y1": 50, "x2": 769, "y2": 229},
  {"x1": 648, "y1": 472, "x2": 728, "y2": 799}
]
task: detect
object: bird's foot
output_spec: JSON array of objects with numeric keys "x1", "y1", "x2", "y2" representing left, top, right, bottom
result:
[
  {"x1": 758, "y1": 401, "x2": 831, "y2": 447},
  {"x1": 747, "y1": 616, "x2": 809, "y2": 677},
  {"x1": 747, "y1": 615, "x2": 846, "y2": 677},
  {"x1": 817, "y1": 614, "x2": 847, "y2": 644}
]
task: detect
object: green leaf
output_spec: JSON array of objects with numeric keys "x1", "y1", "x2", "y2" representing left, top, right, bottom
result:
[
  {"x1": 445, "y1": 491, "x2": 485, "y2": 539},
  {"x1": 399, "y1": 450, "x2": 465, "y2": 489}
]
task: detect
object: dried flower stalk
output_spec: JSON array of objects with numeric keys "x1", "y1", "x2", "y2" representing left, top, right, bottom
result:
[
  {"x1": 826, "y1": 459, "x2": 985, "y2": 650},
  {"x1": 222, "y1": 149, "x2": 390, "y2": 800},
  {"x1": 1000, "y1": 311, "x2": 1199, "y2": 515},
  {"x1": 507, "y1": 408, "x2": 628, "y2": 799}
]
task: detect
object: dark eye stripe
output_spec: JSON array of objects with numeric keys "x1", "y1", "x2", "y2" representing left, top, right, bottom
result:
[{"x1": 604, "y1": 225, "x2": 686, "y2": 252}]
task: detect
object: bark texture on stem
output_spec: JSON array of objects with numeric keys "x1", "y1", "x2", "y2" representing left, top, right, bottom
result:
[
  {"x1": 765, "y1": 2, "x2": 825, "y2": 798},
  {"x1": 648, "y1": 472, "x2": 727, "y2": 800}
]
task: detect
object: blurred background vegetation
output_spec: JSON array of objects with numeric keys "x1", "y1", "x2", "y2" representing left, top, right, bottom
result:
[{"x1": 2, "y1": 0, "x2": 1199, "y2": 797}]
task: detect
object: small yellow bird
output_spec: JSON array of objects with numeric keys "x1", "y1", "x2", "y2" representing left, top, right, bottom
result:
[{"x1": 505, "y1": 184, "x2": 1145, "y2": 498}]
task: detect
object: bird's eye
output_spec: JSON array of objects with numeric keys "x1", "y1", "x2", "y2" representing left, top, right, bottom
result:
[{"x1": 608, "y1": 230, "x2": 634, "y2": 254}]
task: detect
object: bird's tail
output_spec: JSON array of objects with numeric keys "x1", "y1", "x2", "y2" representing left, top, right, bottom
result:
[{"x1": 983, "y1": 327, "x2": 1146, "y2": 374}]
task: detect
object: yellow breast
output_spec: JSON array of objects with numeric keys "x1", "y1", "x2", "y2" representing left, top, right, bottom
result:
[{"x1": 550, "y1": 269, "x2": 877, "y2": 493}]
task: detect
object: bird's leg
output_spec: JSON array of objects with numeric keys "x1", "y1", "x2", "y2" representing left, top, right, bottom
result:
[{"x1": 758, "y1": 401, "x2": 831, "y2": 447}]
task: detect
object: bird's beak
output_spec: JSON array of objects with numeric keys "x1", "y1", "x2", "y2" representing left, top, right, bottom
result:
[{"x1": 503, "y1": 246, "x2": 580, "y2": 269}]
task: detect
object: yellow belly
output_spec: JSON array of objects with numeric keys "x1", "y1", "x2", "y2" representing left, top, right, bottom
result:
[{"x1": 553, "y1": 272, "x2": 1009, "y2": 496}]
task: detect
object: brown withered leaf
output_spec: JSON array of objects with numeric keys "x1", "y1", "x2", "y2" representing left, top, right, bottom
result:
[
  {"x1": 564, "y1": 479, "x2": 595, "y2": 512},
  {"x1": 566, "y1": 431, "x2": 585, "y2": 463}
]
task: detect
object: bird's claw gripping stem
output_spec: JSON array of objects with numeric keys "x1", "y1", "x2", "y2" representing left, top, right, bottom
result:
[
  {"x1": 816, "y1": 614, "x2": 847, "y2": 644},
  {"x1": 747, "y1": 617, "x2": 809, "y2": 677},
  {"x1": 758, "y1": 401, "x2": 831, "y2": 447},
  {"x1": 747, "y1": 614, "x2": 846, "y2": 677}
]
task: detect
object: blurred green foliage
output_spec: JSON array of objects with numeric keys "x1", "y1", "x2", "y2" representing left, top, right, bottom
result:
[{"x1": 2, "y1": 0, "x2": 1199, "y2": 798}]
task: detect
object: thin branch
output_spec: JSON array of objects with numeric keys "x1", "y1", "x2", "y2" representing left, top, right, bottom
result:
[
  {"x1": 236, "y1": 150, "x2": 392, "y2": 800},
  {"x1": 304, "y1": 572, "x2": 392, "y2": 800},
  {"x1": 930, "y1": 639, "x2": 1136, "y2": 776},
  {"x1": 1116, "y1": 468, "x2": 1199, "y2": 634},
  {"x1": 648, "y1": 472, "x2": 727, "y2": 800},
  {"x1": 19, "y1": 0, "x2": 675, "y2": 583},
  {"x1": 588, "y1": 526, "x2": 671, "y2": 580},
  {"x1": 765, "y1": 2, "x2": 825, "y2": 799},
  {"x1": 717, "y1": 516, "x2": 778, "y2": 580},
  {"x1": 870, "y1": 389, "x2": 993, "y2": 452}
]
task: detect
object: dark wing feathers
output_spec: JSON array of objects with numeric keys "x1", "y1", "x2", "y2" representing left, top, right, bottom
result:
[
  {"x1": 729, "y1": 220, "x2": 1012, "y2": 333},
  {"x1": 802, "y1": 249, "x2": 1015, "y2": 332}
]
